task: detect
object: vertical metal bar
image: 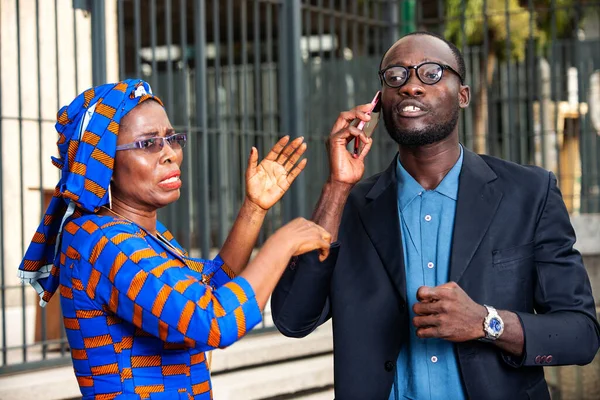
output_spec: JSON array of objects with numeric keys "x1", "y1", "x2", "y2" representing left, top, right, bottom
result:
[
  {"x1": 214, "y1": 0, "x2": 227, "y2": 246},
  {"x1": 482, "y1": 0, "x2": 492, "y2": 155},
  {"x1": 574, "y1": 0, "x2": 584, "y2": 214},
  {"x1": 362, "y1": 0, "x2": 368, "y2": 62},
  {"x1": 73, "y1": 5, "x2": 80, "y2": 93},
  {"x1": 253, "y1": 0, "x2": 262, "y2": 139},
  {"x1": 134, "y1": 0, "x2": 142, "y2": 78},
  {"x1": 241, "y1": 0, "x2": 249, "y2": 207},
  {"x1": 150, "y1": 0, "x2": 158, "y2": 89},
  {"x1": 341, "y1": 0, "x2": 347, "y2": 61},
  {"x1": 179, "y1": 0, "x2": 192, "y2": 251},
  {"x1": 16, "y1": 0, "x2": 27, "y2": 363},
  {"x1": 194, "y1": 0, "x2": 210, "y2": 257},
  {"x1": 503, "y1": 0, "x2": 513, "y2": 160},
  {"x1": 458, "y1": 0, "x2": 467, "y2": 145},
  {"x1": 373, "y1": 1, "x2": 381, "y2": 58},
  {"x1": 282, "y1": 0, "x2": 306, "y2": 217},
  {"x1": 263, "y1": 0, "x2": 276, "y2": 239},
  {"x1": 384, "y1": 1, "x2": 399, "y2": 64},
  {"x1": 0, "y1": 0, "x2": 6, "y2": 368},
  {"x1": 518, "y1": 57, "x2": 527, "y2": 164},
  {"x1": 227, "y1": 0, "x2": 238, "y2": 226},
  {"x1": 266, "y1": 1, "x2": 275, "y2": 134},
  {"x1": 91, "y1": 0, "x2": 107, "y2": 85},
  {"x1": 55, "y1": 0, "x2": 67, "y2": 357},
  {"x1": 550, "y1": 0, "x2": 561, "y2": 181},
  {"x1": 35, "y1": 0, "x2": 47, "y2": 359},
  {"x1": 351, "y1": 0, "x2": 358, "y2": 55},
  {"x1": 437, "y1": 0, "x2": 445, "y2": 34},
  {"x1": 593, "y1": 8, "x2": 600, "y2": 212},
  {"x1": 118, "y1": 0, "x2": 125, "y2": 79},
  {"x1": 165, "y1": 0, "x2": 174, "y2": 110},
  {"x1": 529, "y1": 0, "x2": 544, "y2": 168},
  {"x1": 165, "y1": 0, "x2": 177, "y2": 234}
]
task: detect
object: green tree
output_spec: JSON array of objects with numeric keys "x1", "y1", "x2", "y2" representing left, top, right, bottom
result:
[{"x1": 444, "y1": 0, "x2": 575, "y2": 153}]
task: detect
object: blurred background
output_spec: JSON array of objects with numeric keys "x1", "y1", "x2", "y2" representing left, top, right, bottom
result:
[{"x1": 1, "y1": 0, "x2": 600, "y2": 399}]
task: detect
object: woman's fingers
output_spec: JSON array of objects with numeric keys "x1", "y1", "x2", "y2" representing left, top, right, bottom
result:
[
  {"x1": 283, "y1": 142, "x2": 307, "y2": 172},
  {"x1": 276, "y1": 136, "x2": 304, "y2": 165},
  {"x1": 286, "y1": 158, "x2": 308, "y2": 184},
  {"x1": 264, "y1": 135, "x2": 291, "y2": 161}
]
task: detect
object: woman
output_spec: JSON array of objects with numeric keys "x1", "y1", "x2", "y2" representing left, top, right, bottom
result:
[{"x1": 18, "y1": 79, "x2": 331, "y2": 400}]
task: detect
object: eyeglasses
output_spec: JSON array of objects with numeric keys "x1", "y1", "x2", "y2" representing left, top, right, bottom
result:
[
  {"x1": 379, "y1": 62, "x2": 464, "y2": 88},
  {"x1": 115, "y1": 132, "x2": 187, "y2": 153}
]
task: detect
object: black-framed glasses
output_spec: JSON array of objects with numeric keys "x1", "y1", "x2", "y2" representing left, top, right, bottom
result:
[
  {"x1": 379, "y1": 62, "x2": 464, "y2": 88},
  {"x1": 116, "y1": 132, "x2": 187, "y2": 153}
]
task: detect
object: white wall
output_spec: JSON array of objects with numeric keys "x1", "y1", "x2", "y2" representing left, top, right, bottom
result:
[{"x1": 0, "y1": 0, "x2": 118, "y2": 352}]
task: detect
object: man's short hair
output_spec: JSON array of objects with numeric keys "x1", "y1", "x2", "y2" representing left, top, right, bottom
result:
[{"x1": 379, "y1": 31, "x2": 466, "y2": 83}]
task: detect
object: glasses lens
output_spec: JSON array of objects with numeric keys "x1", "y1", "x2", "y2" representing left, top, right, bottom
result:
[
  {"x1": 173, "y1": 133, "x2": 187, "y2": 149},
  {"x1": 141, "y1": 137, "x2": 163, "y2": 153},
  {"x1": 167, "y1": 133, "x2": 187, "y2": 150},
  {"x1": 383, "y1": 67, "x2": 408, "y2": 87},
  {"x1": 418, "y1": 63, "x2": 443, "y2": 84}
]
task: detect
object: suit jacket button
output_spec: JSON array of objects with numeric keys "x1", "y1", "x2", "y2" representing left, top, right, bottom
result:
[
  {"x1": 384, "y1": 361, "x2": 395, "y2": 372},
  {"x1": 546, "y1": 355, "x2": 553, "y2": 363},
  {"x1": 540, "y1": 355, "x2": 547, "y2": 363},
  {"x1": 535, "y1": 355, "x2": 541, "y2": 364}
]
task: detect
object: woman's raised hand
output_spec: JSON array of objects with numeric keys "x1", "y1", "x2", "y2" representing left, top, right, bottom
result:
[{"x1": 245, "y1": 136, "x2": 307, "y2": 211}]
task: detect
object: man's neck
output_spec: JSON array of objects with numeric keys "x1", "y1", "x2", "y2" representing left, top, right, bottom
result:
[{"x1": 398, "y1": 135, "x2": 461, "y2": 191}]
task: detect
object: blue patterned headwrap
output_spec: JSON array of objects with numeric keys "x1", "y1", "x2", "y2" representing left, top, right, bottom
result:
[{"x1": 18, "y1": 79, "x2": 163, "y2": 306}]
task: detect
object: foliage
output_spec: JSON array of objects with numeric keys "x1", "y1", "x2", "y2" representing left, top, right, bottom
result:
[{"x1": 444, "y1": 0, "x2": 575, "y2": 61}]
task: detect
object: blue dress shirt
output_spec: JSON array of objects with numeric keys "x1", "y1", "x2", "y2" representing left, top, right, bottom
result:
[{"x1": 389, "y1": 146, "x2": 467, "y2": 400}]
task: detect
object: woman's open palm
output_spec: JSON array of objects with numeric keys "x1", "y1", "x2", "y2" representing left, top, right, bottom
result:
[{"x1": 246, "y1": 136, "x2": 307, "y2": 211}]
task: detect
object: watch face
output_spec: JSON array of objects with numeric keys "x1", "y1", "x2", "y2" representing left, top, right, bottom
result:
[{"x1": 490, "y1": 317, "x2": 503, "y2": 334}]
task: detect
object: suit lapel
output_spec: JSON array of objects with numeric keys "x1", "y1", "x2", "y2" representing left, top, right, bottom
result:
[
  {"x1": 359, "y1": 158, "x2": 407, "y2": 304},
  {"x1": 450, "y1": 149, "x2": 503, "y2": 282}
]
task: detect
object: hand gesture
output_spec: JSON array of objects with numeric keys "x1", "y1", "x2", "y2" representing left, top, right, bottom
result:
[
  {"x1": 412, "y1": 282, "x2": 487, "y2": 342},
  {"x1": 246, "y1": 136, "x2": 307, "y2": 211},
  {"x1": 327, "y1": 103, "x2": 375, "y2": 186},
  {"x1": 272, "y1": 217, "x2": 332, "y2": 262}
]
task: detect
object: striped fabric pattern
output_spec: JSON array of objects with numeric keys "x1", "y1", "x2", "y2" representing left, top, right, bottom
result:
[
  {"x1": 59, "y1": 214, "x2": 262, "y2": 399},
  {"x1": 18, "y1": 80, "x2": 163, "y2": 306}
]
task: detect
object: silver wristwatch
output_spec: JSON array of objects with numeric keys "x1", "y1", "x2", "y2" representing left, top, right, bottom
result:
[{"x1": 480, "y1": 305, "x2": 504, "y2": 342}]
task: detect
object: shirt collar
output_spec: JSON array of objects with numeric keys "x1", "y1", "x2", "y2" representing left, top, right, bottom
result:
[{"x1": 396, "y1": 145, "x2": 464, "y2": 211}]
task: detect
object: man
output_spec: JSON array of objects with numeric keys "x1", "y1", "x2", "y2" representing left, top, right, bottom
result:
[{"x1": 271, "y1": 32, "x2": 600, "y2": 400}]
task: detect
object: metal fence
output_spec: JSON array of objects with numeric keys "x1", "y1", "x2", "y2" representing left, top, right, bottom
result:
[{"x1": 1, "y1": 0, "x2": 600, "y2": 389}]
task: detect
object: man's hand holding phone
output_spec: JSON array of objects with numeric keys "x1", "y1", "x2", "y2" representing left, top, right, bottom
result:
[
  {"x1": 351, "y1": 91, "x2": 381, "y2": 155},
  {"x1": 326, "y1": 92, "x2": 380, "y2": 188}
]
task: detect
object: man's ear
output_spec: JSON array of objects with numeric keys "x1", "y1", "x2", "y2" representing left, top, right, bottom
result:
[{"x1": 458, "y1": 85, "x2": 471, "y2": 109}]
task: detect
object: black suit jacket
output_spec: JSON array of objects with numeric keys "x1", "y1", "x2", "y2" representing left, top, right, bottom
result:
[{"x1": 271, "y1": 149, "x2": 600, "y2": 400}]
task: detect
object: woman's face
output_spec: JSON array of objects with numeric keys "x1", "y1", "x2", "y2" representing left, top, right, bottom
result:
[{"x1": 112, "y1": 100, "x2": 183, "y2": 211}]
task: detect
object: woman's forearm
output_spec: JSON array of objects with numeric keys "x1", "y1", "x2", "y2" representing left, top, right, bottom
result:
[{"x1": 218, "y1": 198, "x2": 267, "y2": 275}]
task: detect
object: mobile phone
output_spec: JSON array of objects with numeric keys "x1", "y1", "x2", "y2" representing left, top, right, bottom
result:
[{"x1": 352, "y1": 91, "x2": 382, "y2": 155}]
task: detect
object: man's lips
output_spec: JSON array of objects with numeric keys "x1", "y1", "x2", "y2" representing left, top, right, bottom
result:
[{"x1": 396, "y1": 101, "x2": 429, "y2": 118}]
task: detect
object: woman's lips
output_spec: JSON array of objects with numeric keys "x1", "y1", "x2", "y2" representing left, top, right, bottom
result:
[{"x1": 158, "y1": 175, "x2": 182, "y2": 189}]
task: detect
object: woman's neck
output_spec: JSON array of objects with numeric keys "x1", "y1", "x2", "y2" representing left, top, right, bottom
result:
[{"x1": 101, "y1": 198, "x2": 158, "y2": 235}]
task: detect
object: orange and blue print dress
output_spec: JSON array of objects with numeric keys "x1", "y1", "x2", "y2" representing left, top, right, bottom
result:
[{"x1": 58, "y1": 214, "x2": 262, "y2": 399}]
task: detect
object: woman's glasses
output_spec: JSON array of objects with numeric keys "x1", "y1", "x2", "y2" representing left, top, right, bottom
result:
[
  {"x1": 379, "y1": 62, "x2": 464, "y2": 88},
  {"x1": 116, "y1": 132, "x2": 187, "y2": 153}
]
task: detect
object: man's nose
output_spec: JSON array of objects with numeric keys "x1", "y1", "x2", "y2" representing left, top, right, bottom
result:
[{"x1": 399, "y1": 72, "x2": 425, "y2": 97}]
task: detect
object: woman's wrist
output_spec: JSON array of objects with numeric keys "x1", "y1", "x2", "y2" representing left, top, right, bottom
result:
[{"x1": 242, "y1": 197, "x2": 269, "y2": 218}]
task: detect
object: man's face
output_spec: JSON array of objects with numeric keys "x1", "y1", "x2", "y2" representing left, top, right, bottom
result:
[{"x1": 380, "y1": 35, "x2": 470, "y2": 147}]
